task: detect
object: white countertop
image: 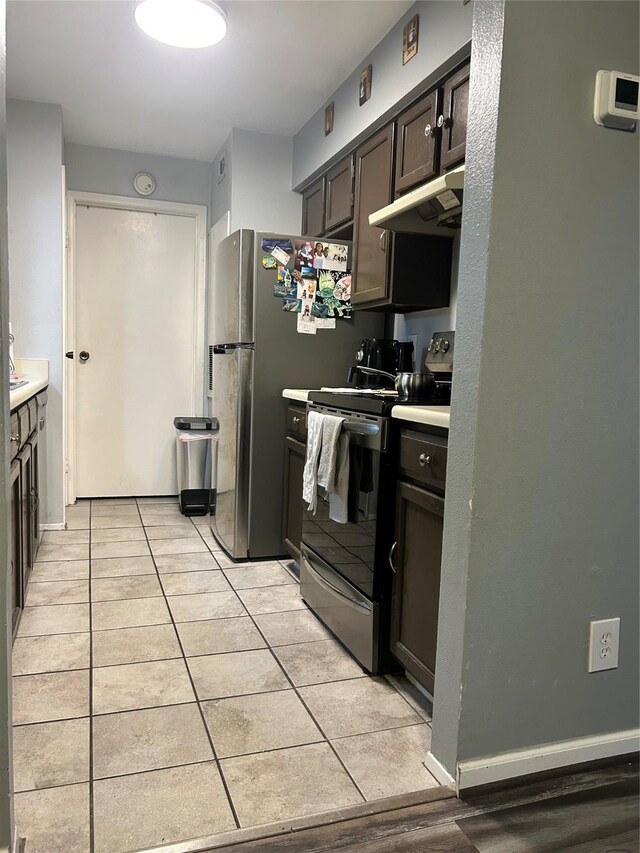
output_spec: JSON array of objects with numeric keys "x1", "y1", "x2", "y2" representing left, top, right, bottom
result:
[
  {"x1": 391, "y1": 405, "x2": 450, "y2": 429},
  {"x1": 282, "y1": 389, "x2": 315, "y2": 403},
  {"x1": 10, "y1": 358, "x2": 50, "y2": 411}
]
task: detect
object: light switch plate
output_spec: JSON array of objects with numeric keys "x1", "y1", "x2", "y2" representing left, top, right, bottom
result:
[{"x1": 588, "y1": 617, "x2": 620, "y2": 672}]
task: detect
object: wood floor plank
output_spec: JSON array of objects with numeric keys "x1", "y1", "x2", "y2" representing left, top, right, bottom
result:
[
  {"x1": 332, "y1": 823, "x2": 479, "y2": 852},
  {"x1": 457, "y1": 779, "x2": 639, "y2": 853}
]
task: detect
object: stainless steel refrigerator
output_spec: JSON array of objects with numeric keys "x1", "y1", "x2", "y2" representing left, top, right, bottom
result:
[{"x1": 209, "y1": 229, "x2": 383, "y2": 560}]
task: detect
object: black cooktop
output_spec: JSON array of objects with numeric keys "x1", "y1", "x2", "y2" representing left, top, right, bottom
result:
[{"x1": 308, "y1": 388, "x2": 450, "y2": 416}]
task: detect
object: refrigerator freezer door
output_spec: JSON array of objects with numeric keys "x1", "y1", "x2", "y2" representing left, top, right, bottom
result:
[
  {"x1": 210, "y1": 345, "x2": 253, "y2": 558},
  {"x1": 211, "y1": 229, "x2": 255, "y2": 345}
]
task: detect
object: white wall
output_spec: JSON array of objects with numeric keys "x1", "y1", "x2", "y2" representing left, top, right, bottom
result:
[
  {"x1": 212, "y1": 129, "x2": 301, "y2": 235},
  {"x1": 292, "y1": 0, "x2": 472, "y2": 188},
  {"x1": 432, "y1": 0, "x2": 639, "y2": 782},
  {"x1": 7, "y1": 99, "x2": 65, "y2": 525},
  {"x1": 65, "y1": 143, "x2": 212, "y2": 213}
]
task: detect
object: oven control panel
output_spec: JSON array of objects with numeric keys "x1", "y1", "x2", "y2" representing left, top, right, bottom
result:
[{"x1": 423, "y1": 331, "x2": 455, "y2": 373}]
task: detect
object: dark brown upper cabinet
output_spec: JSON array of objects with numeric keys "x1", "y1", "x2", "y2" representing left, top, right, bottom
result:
[
  {"x1": 301, "y1": 177, "x2": 325, "y2": 237},
  {"x1": 324, "y1": 155, "x2": 354, "y2": 232},
  {"x1": 352, "y1": 125, "x2": 452, "y2": 312},
  {"x1": 395, "y1": 90, "x2": 440, "y2": 195},
  {"x1": 352, "y1": 125, "x2": 395, "y2": 306},
  {"x1": 441, "y1": 61, "x2": 470, "y2": 171}
]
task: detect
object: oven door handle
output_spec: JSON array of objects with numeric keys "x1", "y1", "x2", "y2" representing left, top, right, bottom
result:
[
  {"x1": 343, "y1": 422, "x2": 380, "y2": 436},
  {"x1": 304, "y1": 556, "x2": 372, "y2": 613}
]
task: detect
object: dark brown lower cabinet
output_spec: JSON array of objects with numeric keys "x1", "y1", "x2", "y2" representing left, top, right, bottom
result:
[
  {"x1": 390, "y1": 479, "x2": 444, "y2": 695},
  {"x1": 282, "y1": 435, "x2": 306, "y2": 563},
  {"x1": 10, "y1": 458, "x2": 23, "y2": 635},
  {"x1": 9, "y1": 393, "x2": 46, "y2": 636},
  {"x1": 18, "y1": 441, "x2": 33, "y2": 593}
]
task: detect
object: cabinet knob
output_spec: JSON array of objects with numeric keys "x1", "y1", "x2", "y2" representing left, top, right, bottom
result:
[
  {"x1": 292, "y1": 416, "x2": 301, "y2": 425},
  {"x1": 10, "y1": 434, "x2": 20, "y2": 444},
  {"x1": 419, "y1": 453, "x2": 431, "y2": 468},
  {"x1": 424, "y1": 123, "x2": 436, "y2": 138},
  {"x1": 388, "y1": 541, "x2": 397, "y2": 573}
]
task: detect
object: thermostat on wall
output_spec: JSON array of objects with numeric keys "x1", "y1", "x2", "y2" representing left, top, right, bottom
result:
[
  {"x1": 594, "y1": 70, "x2": 639, "y2": 131},
  {"x1": 133, "y1": 172, "x2": 156, "y2": 196}
]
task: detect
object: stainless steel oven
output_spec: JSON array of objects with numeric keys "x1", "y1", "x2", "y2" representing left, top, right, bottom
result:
[{"x1": 300, "y1": 403, "x2": 392, "y2": 673}]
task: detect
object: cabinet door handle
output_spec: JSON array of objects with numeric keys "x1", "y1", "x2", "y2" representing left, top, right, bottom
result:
[
  {"x1": 388, "y1": 541, "x2": 397, "y2": 573},
  {"x1": 419, "y1": 453, "x2": 431, "y2": 468},
  {"x1": 379, "y1": 230, "x2": 388, "y2": 253}
]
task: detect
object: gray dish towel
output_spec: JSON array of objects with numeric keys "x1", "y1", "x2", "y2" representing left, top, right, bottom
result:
[
  {"x1": 329, "y1": 432, "x2": 350, "y2": 523},
  {"x1": 302, "y1": 410, "x2": 324, "y2": 513},
  {"x1": 317, "y1": 414, "x2": 346, "y2": 491}
]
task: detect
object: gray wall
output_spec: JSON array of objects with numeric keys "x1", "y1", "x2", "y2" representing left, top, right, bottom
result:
[
  {"x1": 432, "y1": 0, "x2": 639, "y2": 776},
  {"x1": 212, "y1": 129, "x2": 301, "y2": 235},
  {"x1": 0, "y1": 3, "x2": 15, "y2": 846},
  {"x1": 7, "y1": 99, "x2": 65, "y2": 525},
  {"x1": 292, "y1": 0, "x2": 472, "y2": 188},
  {"x1": 65, "y1": 143, "x2": 212, "y2": 214}
]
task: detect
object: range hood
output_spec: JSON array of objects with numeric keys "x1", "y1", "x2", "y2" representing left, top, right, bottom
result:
[{"x1": 369, "y1": 164, "x2": 464, "y2": 235}]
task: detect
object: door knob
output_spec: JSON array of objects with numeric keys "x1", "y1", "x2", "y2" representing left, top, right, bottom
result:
[{"x1": 79, "y1": 350, "x2": 90, "y2": 363}]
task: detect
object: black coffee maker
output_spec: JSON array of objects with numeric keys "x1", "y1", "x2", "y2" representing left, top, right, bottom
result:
[{"x1": 348, "y1": 338, "x2": 414, "y2": 388}]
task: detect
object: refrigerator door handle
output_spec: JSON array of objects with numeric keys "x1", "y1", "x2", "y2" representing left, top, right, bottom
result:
[{"x1": 213, "y1": 343, "x2": 255, "y2": 354}]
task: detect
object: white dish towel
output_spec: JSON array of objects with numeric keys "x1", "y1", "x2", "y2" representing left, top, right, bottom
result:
[
  {"x1": 303, "y1": 411, "x2": 350, "y2": 517},
  {"x1": 302, "y1": 410, "x2": 324, "y2": 513}
]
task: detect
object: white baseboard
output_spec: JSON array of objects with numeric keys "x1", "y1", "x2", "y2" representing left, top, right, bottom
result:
[
  {"x1": 457, "y1": 728, "x2": 640, "y2": 790},
  {"x1": 41, "y1": 523, "x2": 66, "y2": 531},
  {"x1": 424, "y1": 751, "x2": 456, "y2": 789}
]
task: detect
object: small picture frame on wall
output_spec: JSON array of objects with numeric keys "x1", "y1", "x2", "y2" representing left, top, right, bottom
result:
[
  {"x1": 402, "y1": 15, "x2": 419, "y2": 65},
  {"x1": 217, "y1": 151, "x2": 227, "y2": 184},
  {"x1": 359, "y1": 64, "x2": 372, "y2": 106},
  {"x1": 324, "y1": 102, "x2": 334, "y2": 136}
]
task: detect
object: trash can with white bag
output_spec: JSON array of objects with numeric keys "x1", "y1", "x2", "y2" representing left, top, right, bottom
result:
[{"x1": 174, "y1": 416, "x2": 219, "y2": 516}]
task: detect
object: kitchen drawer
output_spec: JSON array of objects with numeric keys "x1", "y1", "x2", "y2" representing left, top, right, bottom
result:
[
  {"x1": 286, "y1": 405, "x2": 307, "y2": 441},
  {"x1": 27, "y1": 399, "x2": 37, "y2": 435},
  {"x1": 18, "y1": 406, "x2": 30, "y2": 447},
  {"x1": 398, "y1": 429, "x2": 447, "y2": 491},
  {"x1": 9, "y1": 413, "x2": 20, "y2": 461}
]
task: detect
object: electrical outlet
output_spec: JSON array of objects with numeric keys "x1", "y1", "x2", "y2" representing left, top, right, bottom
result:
[{"x1": 588, "y1": 618, "x2": 620, "y2": 672}]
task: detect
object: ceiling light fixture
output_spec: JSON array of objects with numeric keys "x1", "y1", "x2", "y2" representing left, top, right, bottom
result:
[{"x1": 135, "y1": 0, "x2": 227, "y2": 49}]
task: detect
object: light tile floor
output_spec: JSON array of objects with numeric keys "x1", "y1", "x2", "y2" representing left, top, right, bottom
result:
[{"x1": 12, "y1": 497, "x2": 439, "y2": 853}]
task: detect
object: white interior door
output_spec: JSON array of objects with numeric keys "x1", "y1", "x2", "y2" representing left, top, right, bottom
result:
[{"x1": 74, "y1": 204, "x2": 201, "y2": 497}]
